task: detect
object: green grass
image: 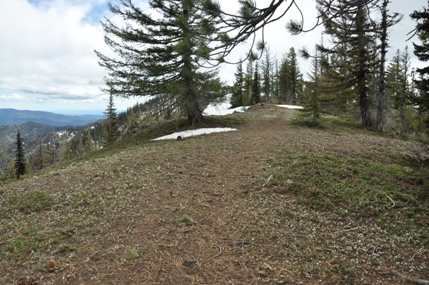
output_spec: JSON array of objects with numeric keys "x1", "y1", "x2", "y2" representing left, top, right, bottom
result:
[
  {"x1": 3, "y1": 190, "x2": 54, "y2": 215},
  {"x1": 1, "y1": 224, "x2": 73, "y2": 263},
  {"x1": 267, "y1": 153, "x2": 427, "y2": 212},
  {"x1": 291, "y1": 114, "x2": 365, "y2": 131},
  {"x1": 265, "y1": 151, "x2": 429, "y2": 244}
]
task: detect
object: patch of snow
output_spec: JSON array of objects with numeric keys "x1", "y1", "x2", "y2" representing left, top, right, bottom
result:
[
  {"x1": 277, "y1": 105, "x2": 304, "y2": 109},
  {"x1": 152, "y1": 99, "x2": 303, "y2": 140},
  {"x1": 203, "y1": 100, "x2": 249, "y2": 116},
  {"x1": 153, "y1": 128, "x2": 237, "y2": 141}
]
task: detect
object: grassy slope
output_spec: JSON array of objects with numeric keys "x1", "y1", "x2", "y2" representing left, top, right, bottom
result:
[{"x1": 0, "y1": 105, "x2": 428, "y2": 285}]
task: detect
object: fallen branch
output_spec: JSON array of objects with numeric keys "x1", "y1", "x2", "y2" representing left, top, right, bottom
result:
[
  {"x1": 183, "y1": 225, "x2": 194, "y2": 233},
  {"x1": 379, "y1": 191, "x2": 396, "y2": 208},
  {"x1": 211, "y1": 244, "x2": 222, "y2": 259},
  {"x1": 391, "y1": 270, "x2": 429, "y2": 284},
  {"x1": 204, "y1": 244, "x2": 222, "y2": 262}
]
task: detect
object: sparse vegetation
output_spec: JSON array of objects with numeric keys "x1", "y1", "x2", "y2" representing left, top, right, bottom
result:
[
  {"x1": 123, "y1": 248, "x2": 139, "y2": 260},
  {"x1": 0, "y1": 106, "x2": 428, "y2": 284},
  {"x1": 178, "y1": 214, "x2": 194, "y2": 226}
]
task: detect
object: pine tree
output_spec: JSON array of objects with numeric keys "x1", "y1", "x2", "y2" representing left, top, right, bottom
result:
[
  {"x1": 59, "y1": 134, "x2": 74, "y2": 161},
  {"x1": 104, "y1": 93, "x2": 120, "y2": 146},
  {"x1": 279, "y1": 47, "x2": 302, "y2": 104},
  {"x1": 387, "y1": 47, "x2": 416, "y2": 135},
  {"x1": 48, "y1": 132, "x2": 60, "y2": 165},
  {"x1": 375, "y1": 0, "x2": 402, "y2": 132},
  {"x1": 15, "y1": 131, "x2": 26, "y2": 179},
  {"x1": 244, "y1": 59, "x2": 254, "y2": 106},
  {"x1": 410, "y1": 3, "x2": 429, "y2": 131},
  {"x1": 230, "y1": 61, "x2": 244, "y2": 108},
  {"x1": 95, "y1": 0, "x2": 223, "y2": 125},
  {"x1": 317, "y1": 0, "x2": 377, "y2": 126},
  {"x1": 272, "y1": 60, "x2": 280, "y2": 101},
  {"x1": 85, "y1": 131, "x2": 93, "y2": 154},
  {"x1": 278, "y1": 56, "x2": 290, "y2": 103},
  {"x1": 261, "y1": 48, "x2": 275, "y2": 104},
  {"x1": 302, "y1": 45, "x2": 323, "y2": 122},
  {"x1": 251, "y1": 63, "x2": 261, "y2": 105},
  {"x1": 36, "y1": 135, "x2": 44, "y2": 170}
]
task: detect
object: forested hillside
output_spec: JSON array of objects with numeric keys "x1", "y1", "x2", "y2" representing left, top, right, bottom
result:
[{"x1": 0, "y1": 103, "x2": 148, "y2": 180}]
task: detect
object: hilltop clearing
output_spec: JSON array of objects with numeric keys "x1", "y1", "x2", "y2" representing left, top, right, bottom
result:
[{"x1": 1, "y1": 105, "x2": 428, "y2": 284}]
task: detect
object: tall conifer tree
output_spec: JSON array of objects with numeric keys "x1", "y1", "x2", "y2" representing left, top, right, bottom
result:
[
  {"x1": 96, "y1": 0, "x2": 223, "y2": 125},
  {"x1": 410, "y1": 2, "x2": 429, "y2": 130},
  {"x1": 104, "y1": 93, "x2": 120, "y2": 145},
  {"x1": 387, "y1": 48, "x2": 415, "y2": 134},
  {"x1": 279, "y1": 48, "x2": 302, "y2": 104},
  {"x1": 15, "y1": 131, "x2": 26, "y2": 179},
  {"x1": 375, "y1": 0, "x2": 402, "y2": 132},
  {"x1": 251, "y1": 63, "x2": 261, "y2": 105},
  {"x1": 230, "y1": 61, "x2": 244, "y2": 108},
  {"x1": 302, "y1": 45, "x2": 324, "y2": 122},
  {"x1": 317, "y1": 0, "x2": 377, "y2": 126}
]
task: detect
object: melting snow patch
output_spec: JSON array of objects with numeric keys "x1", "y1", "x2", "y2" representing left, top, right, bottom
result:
[
  {"x1": 203, "y1": 104, "x2": 249, "y2": 116},
  {"x1": 153, "y1": 128, "x2": 237, "y2": 141},
  {"x1": 277, "y1": 105, "x2": 304, "y2": 109}
]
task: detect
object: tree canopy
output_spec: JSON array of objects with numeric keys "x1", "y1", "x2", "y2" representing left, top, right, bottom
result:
[
  {"x1": 95, "y1": 0, "x2": 224, "y2": 124},
  {"x1": 410, "y1": 3, "x2": 429, "y2": 131}
]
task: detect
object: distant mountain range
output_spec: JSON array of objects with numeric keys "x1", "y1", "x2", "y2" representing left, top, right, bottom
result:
[{"x1": 0, "y1": 108, "x2": 104, "y2": 126}]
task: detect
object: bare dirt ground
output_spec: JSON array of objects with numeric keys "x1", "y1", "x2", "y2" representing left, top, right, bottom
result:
[{"x1": 1, "y1": 105, "x2": 428, "y2": 284}]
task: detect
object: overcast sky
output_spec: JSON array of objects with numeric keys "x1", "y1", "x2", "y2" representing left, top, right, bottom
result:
[{"x1": 0, "y1": 0, "x2": 425, "y2": 114}]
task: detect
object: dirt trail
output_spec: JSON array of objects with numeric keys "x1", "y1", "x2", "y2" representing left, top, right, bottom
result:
[{"x1": 2, "y1": 105, "x2": 427, "y2": 285}]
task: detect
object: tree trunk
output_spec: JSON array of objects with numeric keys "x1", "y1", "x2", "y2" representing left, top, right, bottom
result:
[
  {"x1": 357, "y1": 6, "x2": 372, "y2": 126},
  {"x1": 185, "y1": 88, "x2": 204, "y2": 125},
  {"x1": 182, "y1": 9, "x2": 203, "y2": 125},
  {"x1": 376, "y1": 0, "x2": 389, "y2": 132}
]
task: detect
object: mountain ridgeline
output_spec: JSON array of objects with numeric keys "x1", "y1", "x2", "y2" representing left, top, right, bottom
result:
[
  {"x1": 0, "y1": 103, "x2": 149, "y2": 180},
  {"x1": 0, "y1": 108, "x2": 103, "y2": 126}
]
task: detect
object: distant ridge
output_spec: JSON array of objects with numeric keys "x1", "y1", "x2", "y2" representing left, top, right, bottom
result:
[{"x1": 0, "y1": 108, "x2": 104, "y2": 126}]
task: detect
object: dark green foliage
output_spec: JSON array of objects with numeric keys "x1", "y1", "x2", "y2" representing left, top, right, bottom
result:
[
  {"x1": 317, "y1": 0, "x2": 377, "y2": 126},
  {"x1": 261, "y1": 48, "x2": 274, "y2": 104},
  {"x1": 278, "y1": 47, "x2": 302, "y2": 104},
  {"x1": 104, "y1": 94, "x2": 120, "y2": 146},
  {"x1": 95, "y1": 0, "x2": 223, "y2": 125},
  {"x1": 410, "y1": 4, "x2": 429, "y2": 132},
  {"x1": 300, "y1": 45, "x2": 323, "y2": 122},
  {"x1": 251, "y1": 63, "x2": 261, "y2": 105},
  {"x1": 14, "y1": 131, "x2": 25, "y2": 179},
  {"x1": 230, "y1": 61, "x2": 244, "y2": 108}
]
